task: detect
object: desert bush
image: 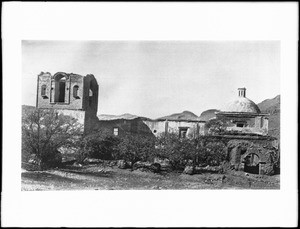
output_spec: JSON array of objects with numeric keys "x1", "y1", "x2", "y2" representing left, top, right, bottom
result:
[
  {"x1": 113, "y1": 133, "x2": 156, "y2": 166},
  {"x1": 205, "y1": 117, "x2": 231, "y2": 135},
  {"x1": 200, "y1": 141, "x2": 227, "y2": 166},
  {"x1": 78, "y1": 130, "x2": 120, "y2": 161},
  {"x1": 155, "y1": 133, "x2": 198, "y2": 170},
  {"x1": 76, "y1": 130, "x2": 228, "y2": 172},
  {"x1": 154, "y1": 134, "x2": 228, "y2": 170},
  {"x1": 22, "y1": 108, "x2": 83, "y2": 170}
]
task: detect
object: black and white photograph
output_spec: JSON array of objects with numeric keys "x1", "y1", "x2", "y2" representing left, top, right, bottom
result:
[
  {"x1": 2, "y1": 2, "x2": 298, "y2": 228},
  {"x1": 21, "y1": 40, "x2": 281, "y2": 191}
]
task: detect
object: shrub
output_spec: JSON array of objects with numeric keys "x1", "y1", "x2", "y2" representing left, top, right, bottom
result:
[
  {"x1": 155, "y1": 133, "x2": 198, "y2": 170},
  {"x1": 113, "y1": 133, "x2": 156, "y2": 166},
  {"x1": 205, "y1": 117, "x2": 230, "y2": 135},
  {"x1": 79, "y1": 130, "x2": 120, "y2": 161},
  {"x1": 200, "y1": 141, "x2": 227, "y2": 166},
  {"x1": 22, "y1": 108, "x2": 83, "y2": 170},
  {"x1": 154, "y1": 134, "x2": 228, "y2": 170}
]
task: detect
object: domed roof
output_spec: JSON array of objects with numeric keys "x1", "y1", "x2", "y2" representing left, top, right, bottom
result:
[
  {"x1": 222, "y1": 96, "x2": 261, "y2": 113},
  {"x1": 221, "y1": 88, "x2": 261, "y2": 113}
]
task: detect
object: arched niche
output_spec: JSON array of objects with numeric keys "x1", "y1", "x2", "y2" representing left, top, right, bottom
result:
[{"x1": 50, "y1": 72, "x2": 70, "y2": 103}]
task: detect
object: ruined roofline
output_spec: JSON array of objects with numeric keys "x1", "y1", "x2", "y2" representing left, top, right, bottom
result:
[
  {"x1": 97, "y1": 113, "x2": 206, "y2": 122},
  {"x1": 38, "y1": 71, "x2": 98, "y2": 85},
  {"x1": 216, "y1": 111, "x2": 270, "y2": 116},
  {"x1": 37, "y1": 107, "x2": 86, "y2": 111},
  {"x1": 207, "y1": 134, "x2": 277, "y2": 141},
  {"x1": 154, "y1": 118, "x2": 206, "y2": 123}
]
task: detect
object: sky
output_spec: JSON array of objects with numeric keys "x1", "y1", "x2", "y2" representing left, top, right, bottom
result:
[{"x1": 22, "y1": 41, "x2": 280, "y2": 119}]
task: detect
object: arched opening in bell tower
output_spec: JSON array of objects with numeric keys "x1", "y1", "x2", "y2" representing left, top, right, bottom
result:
[{"x1": 54, "y1": 74, "x2": 67, "y2": 103}]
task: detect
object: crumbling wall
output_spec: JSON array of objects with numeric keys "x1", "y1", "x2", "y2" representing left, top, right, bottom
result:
[
  {"x1": 226, "y1": 138, "x2": 279, "y2": 175},
  {"x1": 37, "y1": 72, "x2": 85, "y2": 110},
  {"x1": 97, "y1": 118, "x2": 155, "y2": 137},
  {"x1": 142, "y1": 120, "x2": 205, "y2": 138},
  {"x1": 142, "y1": 120, "x2": 166, "y2": 137}
]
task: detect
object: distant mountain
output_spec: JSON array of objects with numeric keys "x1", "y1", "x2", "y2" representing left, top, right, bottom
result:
[
  {"x1": 158, "y1": 110, "x2": 199, "y2": 121},
  {"x1": 257, "y1": 95, "x2": 280, "y2": 115},
  {"x1": 97, "y1": 113, "x2": 151, "y2": 121},
  {"x1": 98, "y1": 113, "x2": 139, "y2": 121},
  {"x1": 199, "y1": 109, "x2": 220, "y2": 121},
  {"x1": 257, "y1": 95, "x2": 280, "y2": 140}
]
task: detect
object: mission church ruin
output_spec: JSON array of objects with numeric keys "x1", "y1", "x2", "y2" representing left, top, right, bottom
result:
[{"x1": 36, "y1": 71, "x2": 279, "y2": 175}]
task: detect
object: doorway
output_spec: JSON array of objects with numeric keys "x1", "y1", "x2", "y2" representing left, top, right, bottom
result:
[
  {"x1": 58, "y1": 80, "x2": 66, "y2": 102},
  {"x1": 244, "y1": 153, "x2": 260, "y2": 174},
  {"x1": 54, "y1": 76, "x2": 66, "y2": 103}
]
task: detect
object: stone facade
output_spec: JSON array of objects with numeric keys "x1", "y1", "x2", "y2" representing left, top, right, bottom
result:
[
  {"x1": 36, "y1": 72, "x2": 99, "y2": 133},
  {"x1": 224, "y1": 135, "x2": 279, "y2": 175}
]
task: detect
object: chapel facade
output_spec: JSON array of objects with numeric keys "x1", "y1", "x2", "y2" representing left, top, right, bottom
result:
[{"x1": 36, "y1": 71, "x2": 99, "y2": 133}]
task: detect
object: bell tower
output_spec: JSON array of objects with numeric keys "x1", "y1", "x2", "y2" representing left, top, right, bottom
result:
[{"x1": 36, "y1": 72, "x2": 99, "y2": 133}]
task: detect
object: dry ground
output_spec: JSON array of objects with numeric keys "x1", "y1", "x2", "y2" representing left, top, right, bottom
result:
[{"x1": 21, "y1": 164, "x2": 280, "y2": 191}]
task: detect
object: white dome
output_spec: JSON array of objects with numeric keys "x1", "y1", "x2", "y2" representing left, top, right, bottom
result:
[{"x1": 222, "y1": 96, "x2": 261, "y2": 113}]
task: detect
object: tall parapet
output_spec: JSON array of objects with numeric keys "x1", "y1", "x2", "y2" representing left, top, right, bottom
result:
[{"x1": 36, "y1": 72, "x2": 99, "y2": 133}]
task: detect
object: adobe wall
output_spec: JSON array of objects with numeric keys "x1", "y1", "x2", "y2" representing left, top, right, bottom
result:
[
  {"x1": 83, "y1": 75, "x2": 98, "y2": 114},
  {"x1": 167, "y1": 121, "x2": 205, "y2": 137},
  {"x1": 143, "y1": 120, "x2": 205, "y2": 137},
  {"x1": 97, "y1": 118, "x2": 154, "y2": 137},
  {"x1": 37, "y1": 72, "x2": 85, "y2": 110},
  {"x1": 36, "y1": 72, "x2": 100, "y2": 134},
  {"x1": 225, "y1": 137, "x2": 279, "y2": 175},
  {"x1": 142, "y1": 120, "x2": 167, "y2": 137},
  {"x1": 216, "y1": 113, "x2": 269, "y2": 136}
]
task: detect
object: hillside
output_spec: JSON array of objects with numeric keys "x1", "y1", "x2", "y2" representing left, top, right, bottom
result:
[
  {"x1": 97, "y1": 113, "x2": 139, "y2": 121},
  {"x1": 257, "y1": 95, "x2": 280, "y2": 140},
  {"x1": 199, "y1": 109, "x2": 220, "y2": 121},
  {"x1": 157, "y1": 110, "x2": 199, "y2": 121},
  {"x1": 257, "y1": 95, "x2": 280, "y2": 114}
]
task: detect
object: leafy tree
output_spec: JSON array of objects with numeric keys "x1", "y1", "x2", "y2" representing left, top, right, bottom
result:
[
  {"x1": 201, "y1": 141, "x2": 227, "y2": 166},
  {"x1": 205, "y1": 117, "x2": 230, "y2": 135},
  {"x1": 155, "y1": 133, "x2": 199, "y2": 169},
  {"x1": 155, "y1": 134, "x2": 227, "y2": 169},
  {"x1": 77, "y1": 129, "x2": 120, "y2": 161},
  {"x1": 22, "y1": 108, "x2": 83, "y2": 170},
  {"x1": 114, "y1": 133, "x2": 156, "y2": 166}
]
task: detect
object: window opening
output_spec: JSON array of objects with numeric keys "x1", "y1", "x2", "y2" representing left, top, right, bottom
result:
[
  {"x1": 41, "y1": 85, "x2": 47, "y2": 97},
  {"x1": 73, "y1": 85, "x2": 79, "y2": 98},
  {"x1": 113, "y1": 127, "x2": 119, "y2": 136},
  {"x1": 179, "y1": 127, "x2": 188, "y2": 138}
]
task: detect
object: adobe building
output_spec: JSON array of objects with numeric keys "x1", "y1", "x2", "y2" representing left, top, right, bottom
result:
[
  {"x1": 211, "y1": 88, "x2": 278, "y2": 175},
  {"x1": 36, "y1": 71, "x2": 99, "y2": 133},
  {"x1": 97, "y1": 114, "x2": 206, "y2": 139},
  {"x1": 215, "y1": 88, "x2": 269, "y2": 136},
  {"x1": 143, "y1": 117, "x2": 206, "y2": 138},
  {"x1": 36, "y1": 73, "x2": 279, "y2": 175},
  {"x1": 97, "y1": 114, "x2": 155, "y2": 137}
]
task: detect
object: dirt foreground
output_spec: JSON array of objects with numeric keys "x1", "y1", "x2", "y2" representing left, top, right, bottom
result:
[{"x1": 21, "y1": 164, "x2": 280, "y2": 191}]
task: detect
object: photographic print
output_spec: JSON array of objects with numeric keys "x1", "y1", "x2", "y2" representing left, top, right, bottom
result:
[
  {"x1": 21, "y1": 41, "x2": 281, "y2": 191},
  {"x1": 3, "y1": 2, "x2": 298, "y2": 228}
]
